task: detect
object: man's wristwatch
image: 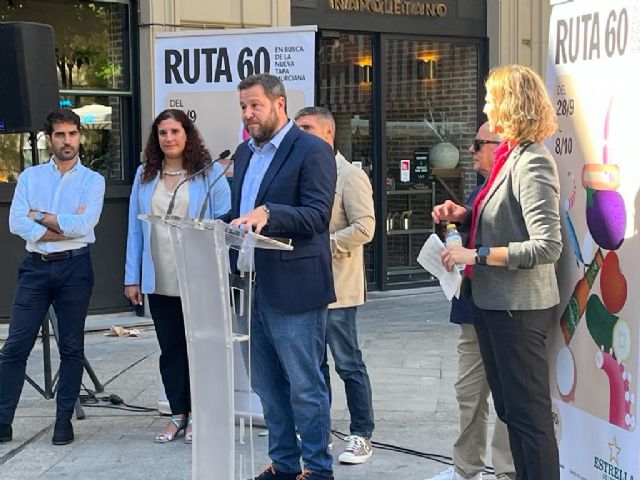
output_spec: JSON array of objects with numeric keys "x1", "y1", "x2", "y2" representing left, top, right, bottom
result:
[
  {"x1": 33, "y1": 212, "x2": 45, "y2": 224},
  {"x1": 260, "y1": 204, "x2": 270, "y2": 223},
  {"x1": 476, "y1": 247, "x2": 490, "y2": 266}
]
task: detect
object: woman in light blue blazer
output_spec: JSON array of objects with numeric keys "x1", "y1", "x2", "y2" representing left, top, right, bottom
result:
[{"x1": 124, "y1": 109, "x2": 230, "y2": 444}]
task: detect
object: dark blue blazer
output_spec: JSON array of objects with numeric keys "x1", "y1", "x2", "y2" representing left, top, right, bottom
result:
[
  {"x1": 225, "y1": 124, "x2": 337, "y2": 314},
  {"x1": 450, "y1": 184, "x2": 482, "y2": 325}
]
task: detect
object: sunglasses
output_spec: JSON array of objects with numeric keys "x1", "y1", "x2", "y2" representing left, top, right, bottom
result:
[{"x1": 472, "y1": 139, "x2": 501, "y2": 152}]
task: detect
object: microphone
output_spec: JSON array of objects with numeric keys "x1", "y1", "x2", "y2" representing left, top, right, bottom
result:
[
  {"x1": 196, "y1": 154, "x2": 236, "y2": 221},
  {"x1": 166, "y1": 149, "x2": 230, "y2": 217}
]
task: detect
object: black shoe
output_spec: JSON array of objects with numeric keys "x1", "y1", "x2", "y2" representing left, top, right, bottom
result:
[
  {"x1": 52, "y1": 419, "x2": 74, "y2": 445},
  {"x1": 0, "y1": 423, "x2": 12, "y2": 443},
  {"x1": 255, "y1": 464, "x2": 301, "y2": 480}
]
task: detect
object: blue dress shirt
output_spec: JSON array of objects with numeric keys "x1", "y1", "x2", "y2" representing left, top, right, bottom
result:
[
  {"x1": 8, "y1": 158, "x2": 106, "y2": 254},
  {"x1": 239, "y1": 120, "x2": 294, "y2": 217}
]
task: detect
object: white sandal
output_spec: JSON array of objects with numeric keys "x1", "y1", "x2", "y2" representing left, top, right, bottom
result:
[{"x1": 154, "y1": 415, "x2": 186, "y2": 443}]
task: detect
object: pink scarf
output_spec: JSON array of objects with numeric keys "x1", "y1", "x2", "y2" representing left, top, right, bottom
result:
[{"x1": 464, "y1": 141, "x2": 515, "y2": 278}]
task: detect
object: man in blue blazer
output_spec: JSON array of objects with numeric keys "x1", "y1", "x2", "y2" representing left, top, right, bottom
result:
[{"x1": 226, "y1": 74, "x2": 336, "y2": 480}]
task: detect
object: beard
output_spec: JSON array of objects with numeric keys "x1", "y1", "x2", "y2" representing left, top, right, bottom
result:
[
  {"x1": 245, "y1": 105, "x2": 280, "y2": 145},
  {"x1": 53, "y1": 145, "x2": 78, "y2": 162}
]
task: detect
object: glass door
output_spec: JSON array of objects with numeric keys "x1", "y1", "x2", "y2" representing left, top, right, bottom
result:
[
  {"x1": 382, "y1": 37, "x2": 480, "y2": 286},
  {"x1": 318, "y1": 32, "x2": 377, "y2": 284}
]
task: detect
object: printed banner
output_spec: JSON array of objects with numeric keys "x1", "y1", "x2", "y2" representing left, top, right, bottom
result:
[
  {"x1": 547, "y1": 1, "x2": 640, "y2": 478},
  {"x1": 154, "y1": 26, "x2": 316, "y2": 162}
]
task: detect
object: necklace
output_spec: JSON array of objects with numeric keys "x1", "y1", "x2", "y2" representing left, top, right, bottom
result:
[{"x1": 162, "y1": 169, "x2": 185, "y2": 176}]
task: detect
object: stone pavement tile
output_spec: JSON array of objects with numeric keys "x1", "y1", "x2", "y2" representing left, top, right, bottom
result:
[
  {"x1": 433, "y1": 401, "x2": 460, "y2": 419},
  {"x1": 23, "y1": 419, "x2": 190, "y2": 480},
  {"x1": 372, "y1": 382, "x2": 440, "y2": 413},
  {"x1": 370, "y1": 367, "x2": 441, "y2": 380},
  {"x1": 1, "y1": 287, "x2": 473, "y2": 480},
  {"x1": 402, "y1": 353, "x2": 448, "y2": 370}
]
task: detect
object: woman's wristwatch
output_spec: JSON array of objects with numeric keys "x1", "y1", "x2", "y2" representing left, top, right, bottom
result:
[{"x1": 476, "y1": 247, "x2": 490, "y2": 266}]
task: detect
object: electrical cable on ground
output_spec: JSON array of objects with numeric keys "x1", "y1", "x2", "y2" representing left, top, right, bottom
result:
[
  {"x1": 79, "y1": 384, "x2": 156, "y2": 413},
  {"x1": 75, "y1": 348, "x2": 160, "y2": 413},
  {"x1": 75, "y1": 347, "x2": 485, "y2": 473}
]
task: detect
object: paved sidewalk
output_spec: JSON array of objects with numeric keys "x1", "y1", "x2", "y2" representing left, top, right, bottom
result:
[{"x1": 0, "y1": 287, "x2": 503, "y2": 479}]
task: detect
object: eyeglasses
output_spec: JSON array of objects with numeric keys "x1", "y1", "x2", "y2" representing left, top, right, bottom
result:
[{"x1": 472, "y1": 139, "x2": 500, "y2": 152}]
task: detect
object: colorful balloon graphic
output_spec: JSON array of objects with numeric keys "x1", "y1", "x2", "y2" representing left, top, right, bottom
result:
[{"x1": 585, "y1": 188, "x2": 626, "y2": 251}]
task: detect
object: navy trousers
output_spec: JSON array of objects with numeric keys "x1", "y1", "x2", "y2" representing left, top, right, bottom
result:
[{"x1": 0, "y1": 252, "x2": 93, "y2": 423}]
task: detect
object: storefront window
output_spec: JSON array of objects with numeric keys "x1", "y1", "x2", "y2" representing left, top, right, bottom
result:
[
  {"x1": 67, "y1": 95, "x2": 126, "y2": 180},
  {"x1": 318, "y1": 33, "x2": 376, "y2": 283},
  {"x1": 384, "y1": 38, "x2": 479, "y2": 285},
  {"x1": 318, "y1": 33, "x2": 482, "y2": 288},
  {"x1": 0, "y1": 0, "x2": 128, "y2": 91},
  {"x1": 0, "y1": 0, "x2": 132, "y2": 182},
  {"x1": 0, "y1": 133, "x2": 42, "y2": 183}
]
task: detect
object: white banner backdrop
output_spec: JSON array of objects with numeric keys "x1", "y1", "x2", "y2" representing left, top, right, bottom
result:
[
  {"x1": 153, "y1": 26, "x2": 316, "y2": 422},
  {"x1": 154, "y1": 26, "x2": 316, "y2": 160},
  {"x1": 547, "y1": 1, "x2": 640, "y2": 478}
]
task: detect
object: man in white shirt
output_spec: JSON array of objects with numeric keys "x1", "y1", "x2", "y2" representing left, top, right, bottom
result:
[{"x1": 0, "y1": 108, "x2": 105, "y2": 446}]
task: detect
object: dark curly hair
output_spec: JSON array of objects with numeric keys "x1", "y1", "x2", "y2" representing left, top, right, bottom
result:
[{"x1": 141, "y1": 109, "x2": 212, "y2": 183}]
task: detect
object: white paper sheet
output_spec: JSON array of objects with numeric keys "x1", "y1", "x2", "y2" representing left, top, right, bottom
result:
[{"x1": 416, "y1": 234, "x2": 462, "y2": 301}]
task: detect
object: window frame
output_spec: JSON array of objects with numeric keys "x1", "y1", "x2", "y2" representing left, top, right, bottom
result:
[{"x1": 0, "y1": 0, "x2": 138, "y2": 193}]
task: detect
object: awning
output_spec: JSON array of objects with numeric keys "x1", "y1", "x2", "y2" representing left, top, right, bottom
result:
[{"x1": 72, "y1": 104, "x2": 112, "y2": 130}]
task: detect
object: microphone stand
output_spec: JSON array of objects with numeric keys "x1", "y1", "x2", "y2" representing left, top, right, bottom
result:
[
  {"x1": 165, "y1": 149, "x2": 230, "y2": 217},
  {"x1": 196, "y1": 155, "x2": 235, "y2": 222}
]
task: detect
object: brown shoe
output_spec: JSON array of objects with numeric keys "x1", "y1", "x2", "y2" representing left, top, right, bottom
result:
[{"x1": 254, "y1": 464, "x2": 301, "y2": 480}]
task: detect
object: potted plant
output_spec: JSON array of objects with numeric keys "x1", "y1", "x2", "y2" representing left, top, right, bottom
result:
[{"x1": 424, "y1": 103, "x2": 459, "y2": 169}]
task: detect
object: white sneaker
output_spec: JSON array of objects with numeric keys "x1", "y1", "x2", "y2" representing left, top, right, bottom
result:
[
  {"x1": 424, "y1": 467, "x2": 482, "y2": 480},
  {"x1": 338, "y1": 435, "x2": 373, "y2": 464}
]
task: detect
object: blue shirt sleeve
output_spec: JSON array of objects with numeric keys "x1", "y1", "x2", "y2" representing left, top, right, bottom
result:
[
  {"x1": 8, "y1": 169, "x2": 48, "y2": 243},
  {"x1": 56, "y1": 173, "x2": 106, "y2": 238}
]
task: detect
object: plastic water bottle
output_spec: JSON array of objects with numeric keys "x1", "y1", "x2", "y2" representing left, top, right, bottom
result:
[{"x1": 444, "y1": 223, "x2": 465, "y2": 271}]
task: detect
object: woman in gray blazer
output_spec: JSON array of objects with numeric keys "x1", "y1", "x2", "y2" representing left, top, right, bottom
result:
[{"x1": 433, "y1": 65, "x2": 561, "y2": 480}]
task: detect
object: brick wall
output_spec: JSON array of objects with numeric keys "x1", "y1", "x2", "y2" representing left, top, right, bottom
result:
[
  {"x1": 317, "y1": 33, "x2": 482, "y2": 279},
  {"x1": 384, "y1": 40, "x2": 479, "y2": 271}
]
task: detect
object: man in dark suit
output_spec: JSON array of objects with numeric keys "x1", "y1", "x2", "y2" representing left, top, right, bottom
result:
[{"x1": 228, "y1": 74, "x2": 336, "y2": 480}]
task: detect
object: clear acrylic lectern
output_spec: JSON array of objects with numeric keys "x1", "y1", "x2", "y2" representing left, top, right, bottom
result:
[{"x1": 139, "y1": 215, "x2": 292, "y2": 480}]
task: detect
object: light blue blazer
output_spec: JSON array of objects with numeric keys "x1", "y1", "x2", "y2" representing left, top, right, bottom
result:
[{"x1": 124, "y1": 163, "x2": 231, "y2": 294}]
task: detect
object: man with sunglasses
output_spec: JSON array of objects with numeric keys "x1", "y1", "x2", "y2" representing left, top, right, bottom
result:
[{"x1": 425, "y1": 123, "x2": 514, "y2": 480}]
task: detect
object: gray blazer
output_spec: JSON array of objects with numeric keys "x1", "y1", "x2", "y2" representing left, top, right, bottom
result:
[{"x1": 471, "y1": 142, "x2": 563, "y2": 310}]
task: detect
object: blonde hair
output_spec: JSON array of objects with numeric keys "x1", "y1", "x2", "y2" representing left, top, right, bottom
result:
[{"x1": 485, "y1": 65, "x2": 557, "y2": 143}]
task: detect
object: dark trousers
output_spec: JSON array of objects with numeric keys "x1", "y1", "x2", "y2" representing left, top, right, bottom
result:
[
  {"x1": 0, "y1": 253, "x2": 93, "y2": 423},
  {"x1": 147, "y1": 294, "x2": 190, "y2": 415},
  {"x1": 473, "y1": 304, "x2": 559, "y2": 480}
]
